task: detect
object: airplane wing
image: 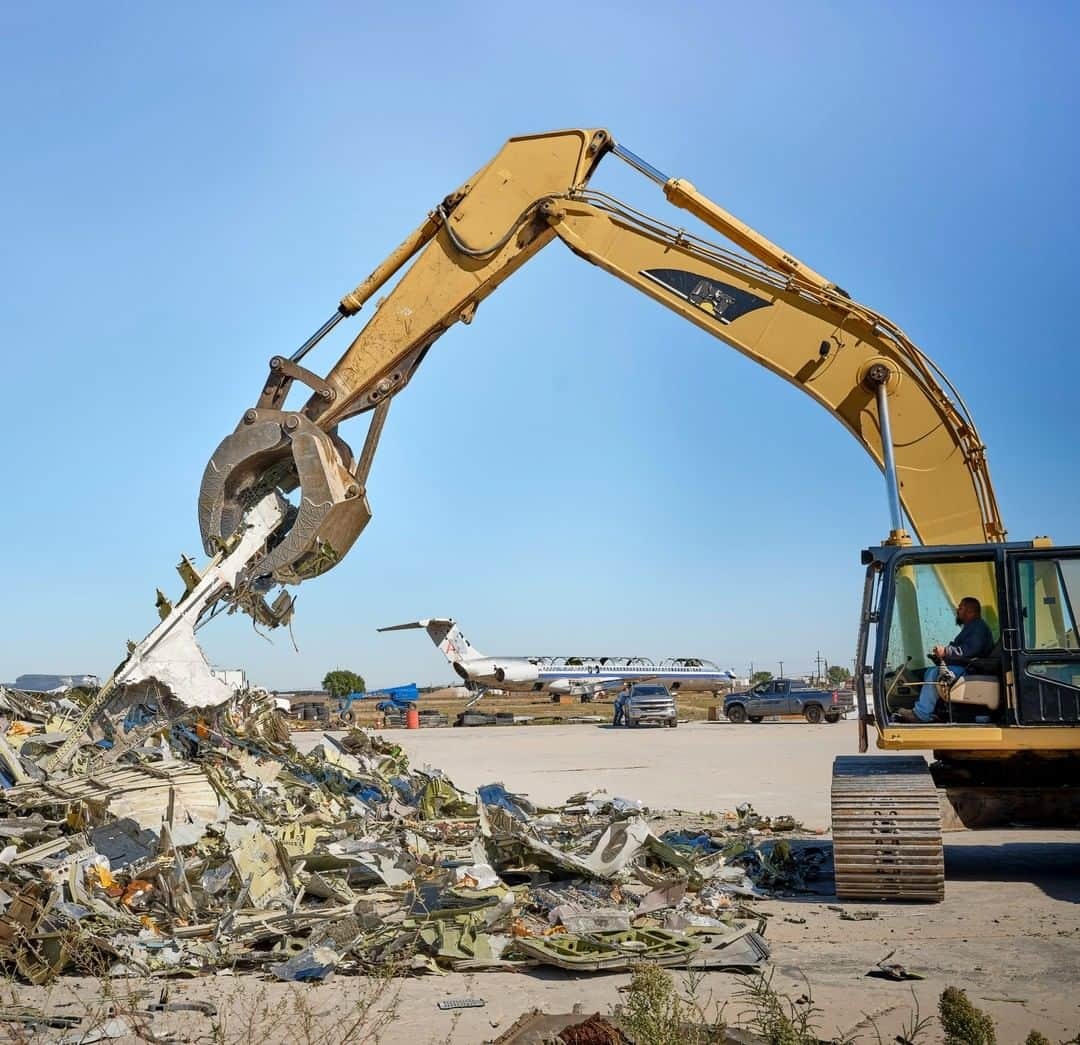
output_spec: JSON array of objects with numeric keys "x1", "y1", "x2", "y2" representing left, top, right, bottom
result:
[{"x1": 588, "y1": 678, "x2": 633, "y2": 694}]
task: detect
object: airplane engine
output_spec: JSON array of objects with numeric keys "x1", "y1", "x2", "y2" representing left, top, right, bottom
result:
[{"x1": 494, "y1": 661, "x2": 540, "y2": 684}]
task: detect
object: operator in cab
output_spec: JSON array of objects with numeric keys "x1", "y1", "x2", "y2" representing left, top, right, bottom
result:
[{"x1": 894, "y1": 597, "x2": 994, "y2": 723}]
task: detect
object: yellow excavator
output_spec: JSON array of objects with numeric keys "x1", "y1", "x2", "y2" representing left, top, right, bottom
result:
[{"x1": 199, "y1": 129, "x2": 1080, "y2": 901}]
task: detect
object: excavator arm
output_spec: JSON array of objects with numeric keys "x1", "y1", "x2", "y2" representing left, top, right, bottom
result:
[{"x1": 198, "y1": 128, "x2": 1005, "y2": 601}]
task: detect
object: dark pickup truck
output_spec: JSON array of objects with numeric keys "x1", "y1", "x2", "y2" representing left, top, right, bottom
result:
[{"x1": 723, "y1": 679, "x2": 853, "y2": 724}]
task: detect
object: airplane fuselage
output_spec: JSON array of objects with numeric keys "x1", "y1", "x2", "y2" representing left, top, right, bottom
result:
[
  {"x1": 451, "y1": 656, "x2": 734, "y2": 694},
  {"x1": 380, "y1": 619, "x2": 737, "y2": 699}
]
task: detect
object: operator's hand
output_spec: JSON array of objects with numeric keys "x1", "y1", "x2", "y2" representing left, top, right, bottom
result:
[{"x1": 932, "y1": 644, "x2": 947, "y2": 659}]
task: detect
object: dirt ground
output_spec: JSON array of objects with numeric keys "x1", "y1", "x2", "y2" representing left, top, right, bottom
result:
[
  {"x1": 12, "y1": 722, "x2": 1079, "y2": 1044},
  {"x1": 289, "y1": 686, "x2": 734, "y2": 731}
]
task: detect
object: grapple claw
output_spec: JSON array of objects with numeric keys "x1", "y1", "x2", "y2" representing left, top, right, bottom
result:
[{"x1": 198, "y1": 409, "x2": 371, "y2": 585}]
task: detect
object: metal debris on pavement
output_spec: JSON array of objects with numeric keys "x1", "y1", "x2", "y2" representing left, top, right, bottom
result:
[
  {"x1": 866, "y1": 950, "x2": 925, "y2": 981},
  {"x1": 0, "y1": 680, "x2": 817, "y2": 987},
  {"x1": 831, "y1": 906, "x2": 880, "y2": 921}
]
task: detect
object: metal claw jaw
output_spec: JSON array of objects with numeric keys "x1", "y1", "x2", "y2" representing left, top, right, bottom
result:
[{"x1": 198, "y1": 408, "x2": 371, "y2": 586}]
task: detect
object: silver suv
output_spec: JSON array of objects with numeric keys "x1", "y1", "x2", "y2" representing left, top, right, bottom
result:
[{"x1": 626, "y1": 683, "x2": 678, "y2": 728}]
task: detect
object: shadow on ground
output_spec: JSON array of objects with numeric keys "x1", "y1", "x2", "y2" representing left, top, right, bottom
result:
[
  {"x1": 767, "y1": 837, "x2": 1080, "y2": 904},
  {"x1": 943, "y1": 840, "x2": 1080, "y2": 902}
]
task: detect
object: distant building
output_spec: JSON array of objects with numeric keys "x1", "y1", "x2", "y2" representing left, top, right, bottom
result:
[{"x1": 13, "y1": 673, "x2": 100, "y2": 693}]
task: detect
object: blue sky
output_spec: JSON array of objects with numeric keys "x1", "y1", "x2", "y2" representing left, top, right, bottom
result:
[{"x1": 2, "y1": 2, "x2": 1078, "y2": 690}]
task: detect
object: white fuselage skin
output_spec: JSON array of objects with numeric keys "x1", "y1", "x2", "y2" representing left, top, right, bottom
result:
[{"x1": 453, "y1": 656, "x2": 732, "y2": 694}]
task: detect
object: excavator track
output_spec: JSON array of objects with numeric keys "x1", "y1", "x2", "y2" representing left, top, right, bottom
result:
[{"x1": 831, "y1": 755, "x2": 945, "y2": 902}]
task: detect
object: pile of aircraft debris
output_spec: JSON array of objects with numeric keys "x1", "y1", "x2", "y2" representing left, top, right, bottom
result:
[{"x1": 0, "y1": 683, "x2": 825, "y2": 986}]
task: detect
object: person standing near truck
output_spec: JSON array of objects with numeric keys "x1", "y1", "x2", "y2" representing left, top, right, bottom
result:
[{"x1": 613, "y1": 682, "x2": 631, "y2": 727}]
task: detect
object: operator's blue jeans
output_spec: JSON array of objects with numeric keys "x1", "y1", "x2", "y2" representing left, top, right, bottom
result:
[{"x1": 914, "y1": 666, "x2": 966, "y2": 721}]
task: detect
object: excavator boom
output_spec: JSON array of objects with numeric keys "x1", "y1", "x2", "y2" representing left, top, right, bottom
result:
[{"x1": 198, "y1": 128, "x2": 1005, "y2": 596}]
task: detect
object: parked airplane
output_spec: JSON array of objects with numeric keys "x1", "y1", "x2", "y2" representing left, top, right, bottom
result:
[{"x1": 378, "y1": 618, "x2": 738, "y2": 702}]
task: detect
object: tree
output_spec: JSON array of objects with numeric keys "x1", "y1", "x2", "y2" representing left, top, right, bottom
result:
[
  {"x1": 826, "y1": 665, "x2": 852, "y2": 686},
  {"x1": 322, "y1": 669, "x2": 366, "y2": 698},
  {"x1": 750, "y1": 670, "x2": 773, "y2": 685}
]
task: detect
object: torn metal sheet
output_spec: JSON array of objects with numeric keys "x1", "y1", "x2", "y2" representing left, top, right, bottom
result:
[
  {"x1": 271, "y1": 943, "x2": 341, "y2": 981},
  {"x1": 41, "y1": 496, "x2": 289, "y2": 775},
  {"x1": 0, "y1": 882, "x2": 77, "y2": 984},
  {"x1": 313, "y1": 839, "x2": 416, "y2": 886},
  {"x1": 514, "y1": 928, "x2": 699, "y2": 972},
  {"x1": 225, "y1": 821, "x2": 293, "y2": 909},
  {"x1": 684, "y1": 926, "x2": 771, "y2": 970},
  {"x1": 636, "y1": 880, "x2": 687, "y2": 914},
  {"x1": 513, "y1": 816, "x2": 654, "y2": 879},
  {"x1": 548, "y1": 906, "x2": 632, "y2": 933},
  {"x1": 3, "y1": 763, "x2": 220, "y2": 831},
  {"x1": 89, "y1": 821, "x2": 157, "y2": 869},
  {"x1": 115, "y1": 495, "x2": 287, "y2": 711}
]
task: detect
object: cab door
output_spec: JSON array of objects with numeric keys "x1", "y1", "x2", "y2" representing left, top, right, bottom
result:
[
  {"x1": 755, "y1": 680, "x2": 789, "y2": 717},
  {"x1": 1007, "y1": 549, "x2": 1080, "y2": 724}
]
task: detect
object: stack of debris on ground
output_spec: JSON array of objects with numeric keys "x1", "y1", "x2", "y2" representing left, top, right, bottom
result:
[{"x1": 0, "y1": 683, "x2": 826, "y2": 988}]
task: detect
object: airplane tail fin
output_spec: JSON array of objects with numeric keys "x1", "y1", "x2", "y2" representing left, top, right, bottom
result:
[{"x1": 378, "y1": 618, "x2": 485, "y2": 665}]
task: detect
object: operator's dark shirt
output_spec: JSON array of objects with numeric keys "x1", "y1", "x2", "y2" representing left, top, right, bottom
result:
[{"x1": 944, "y1": 618, "x2": 994, "y2": 663}]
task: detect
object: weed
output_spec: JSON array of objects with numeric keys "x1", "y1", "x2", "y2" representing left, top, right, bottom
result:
[
  {"x1": 622, "y1": 963, "x2": 687, "y2": 1045},
  {"x1": 619, "y1": 962, "x2": 727, "y2": 1044},
  {"x1": 736, "y1": 970, "x2": 821, "y2": 1045},
  {"x1": 206, "y1": 966, "x2": 403, "y2": 1045},
  {"x1": 854, "y1": 988, "x2": 934, "y2": 1045},
  {"x1": 939, "y1": 987, "x2": 997, "y2": 1045},
  {"x1": 895, "y1": 989, "x2": 934, "y2": 1045}
]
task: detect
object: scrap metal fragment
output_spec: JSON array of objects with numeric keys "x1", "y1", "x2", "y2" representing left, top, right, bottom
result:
[
  {"x1": 225, "y1": 821, "x2": 294, "y2": 909},
  {"x1": 513, "y1": 928, "x2": 699, "y2": 972},
  {"x1": 867, "y1": 949, "x2": 925, "y2": 981}
]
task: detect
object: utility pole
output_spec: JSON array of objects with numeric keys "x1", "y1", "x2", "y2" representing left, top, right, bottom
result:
[
  {"x1": 778, "y1": 660, "x2": 784, "y2": 679},
  {"x1": 815, "y1": 651, "x2": 823, "y2": 685}
]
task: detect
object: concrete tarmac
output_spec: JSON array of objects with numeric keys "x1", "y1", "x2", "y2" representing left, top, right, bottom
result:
[
  {"x1": 286, "y1": 720, "x2": 1080, "y2": 1043},
  {"x1": 295, "y1": 718, "x2": 872, "y2": 828}
]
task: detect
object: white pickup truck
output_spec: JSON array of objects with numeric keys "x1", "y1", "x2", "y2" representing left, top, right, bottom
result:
[{"x1": 625, "y1": 683, "x2": 678, "y2": 728}]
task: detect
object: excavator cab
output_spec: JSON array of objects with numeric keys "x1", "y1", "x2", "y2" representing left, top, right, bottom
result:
[
  {"x1": 833, "y1": 540, "x2": 1080, "y2": 903},
  {"x1": 854, "y1": 541, "x2": 1080, "y2": 747}
]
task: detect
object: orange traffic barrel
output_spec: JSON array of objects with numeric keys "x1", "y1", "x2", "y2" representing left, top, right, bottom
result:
[{"x1": 405, "y1": 707, "x2": 420, "y2": 729}]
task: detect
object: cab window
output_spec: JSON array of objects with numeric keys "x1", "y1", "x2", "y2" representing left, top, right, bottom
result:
[
  {"x1": 884, "y1": 559, "x2": 999, "y2": 676},
  {"x1": 1017, "y1": 557, "x2": 1080, "y2": 651}
]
